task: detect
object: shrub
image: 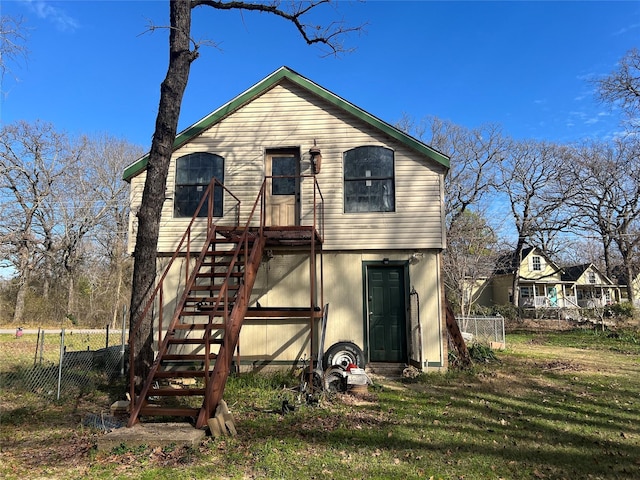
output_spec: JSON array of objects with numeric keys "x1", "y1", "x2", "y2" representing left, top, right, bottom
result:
[
  {"x1": 609, "y1": 302, "x2": 635, "y2": 319},
  {"x1": 491, "y1": 303, "x2": 519, "y2": 321}
]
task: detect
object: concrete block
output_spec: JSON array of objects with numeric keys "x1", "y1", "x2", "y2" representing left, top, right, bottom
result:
[{"x1": 96, "y1": 422, "x2": 206, "y2": 452}]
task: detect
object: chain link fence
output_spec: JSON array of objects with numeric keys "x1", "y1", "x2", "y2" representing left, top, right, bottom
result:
[
  {"x1": 1, "y1": 325, "x2": 128, "y2": 401},
  {"x1": 458, "y1": 315, "x2": 506, "y2": 348}
]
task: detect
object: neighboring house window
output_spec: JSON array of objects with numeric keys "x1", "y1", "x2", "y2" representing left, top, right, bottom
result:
[
  {"x1": 531, "y1": 256, "x2": 541, "y2": 271},
  {"x1": 344, "y1": 146, "x2": 395, "y2": 213},
  {"x1": 174, "y1": 153, "x2": 224, "y2": 217},
  {"x1": 588, "y1": 272, "x2": 596, "y2": 284}
]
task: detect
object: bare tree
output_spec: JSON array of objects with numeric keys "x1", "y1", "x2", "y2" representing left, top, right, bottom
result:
[
  {"x1": 498, "y1": 140, "x2": 575, "y2": 308},
  {"x1": 595, "y1": 48, "x2": 640, "y2": 130},
  {"x1": 568, "y1": 138, "x2": 640, "y2": 303},
  {"x1": 0, "y1": 122, "x2": 142, "y2": 325},
  {"x1": 0, "y1": 121, "x2": 75, "y2": 323},
  {"x1": 397, "y1": 115, "x2": 508, "y2": 314},
  {"x1": 84, "y1": 135, "x2": 143, "y2": 326},
  {"x1": 130, "y1": 0, "x2": 362, "y2": 384},
  {"x1": 0, "y1": 14, "x2": 28, "y2": 82},
  {"x1": 443, "y1": 210, "x2": 499, "y2": 316},
  {"x1": 397, "y1": 115, "x2": 508, "y2": 227}
]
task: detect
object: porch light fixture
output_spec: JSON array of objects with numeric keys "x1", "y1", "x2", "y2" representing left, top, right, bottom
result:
[
  {"x1": 409, "y1": 252, "x2": 424, "y2": 264},
  {"x1": 309, "y1": 140, "x2": 322, "y2": 174}
]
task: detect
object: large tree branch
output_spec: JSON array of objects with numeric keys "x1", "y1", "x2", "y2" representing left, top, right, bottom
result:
[{"x1": 193, "y1": 0, "x2": 361, "y2": 55}]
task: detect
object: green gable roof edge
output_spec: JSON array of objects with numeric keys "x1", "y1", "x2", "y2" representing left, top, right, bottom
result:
[{"x1": 123, "y1": 66, "x2": 449, "y2": 181}]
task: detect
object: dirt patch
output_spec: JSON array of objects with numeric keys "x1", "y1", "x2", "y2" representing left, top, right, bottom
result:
[{"x1": 539, "y1": 360, "x2": 582, "y2": 372}]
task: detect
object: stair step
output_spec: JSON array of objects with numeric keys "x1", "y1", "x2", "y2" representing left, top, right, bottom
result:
[
  {"x1": 173, "y1": 323, "x2": 226, "y2": 330},
  {"x1": 162, "y1": 353, "x2": 218, "y2": 361},
  {"x1": 182, "y1": 298, "x2": 234, "y2": 305},
  {"x1": 148, "y1": 387, "x2": 206, "y2": 396},
  {"x1": 185, "y1": 296, "x2": 236, "y2": 305},
  {"x1": 197, "y1": 271, "x2": 243, "y2": 278},
  {"x1": 201, "y1": 261, "x2": 238, "y2": 268},
  {"x1": 153, "y1": 370, "x2": 207, "y2": 378},
  {"x1": 179, "y1": 309, "x2": 229, "y2": 317},
  {"x1": 139, "y1": 406, "x2": 201, "y2": 417},
  {"x1": 167, "y1": 337, "x2": 224, "y2": 345},
  {"x1": 189, "y1": 284, "x2": 240, "y2": 292},
  {"x1": 204, "y1": 249, "x2": 244, "y2": 256}
]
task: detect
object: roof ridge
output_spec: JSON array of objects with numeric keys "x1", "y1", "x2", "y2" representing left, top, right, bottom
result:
[{"x1": 123, "y1": 66, "x2": 449, "y2": 181}]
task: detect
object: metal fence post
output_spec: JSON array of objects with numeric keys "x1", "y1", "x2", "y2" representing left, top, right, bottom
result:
[
  {"x1": 57, "y1": 328, "x2": 65, "y2": 400},
  {"x1": 39, "y1": 330, "x2": 45, "y2": 365},
  {"x1": 34, "y1": 328, "x2": 41, "y2": 366},
  {"x1": 106, "y1": 324, "x2": 110, "y2": 349},
  {"x1": 120, "y1": 305, "x2": 127, "y2": 377}
]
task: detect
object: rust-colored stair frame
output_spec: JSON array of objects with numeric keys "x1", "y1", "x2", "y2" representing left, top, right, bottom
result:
[
  {"x1": 128, "y1": 175, "x2": 324, "y2": 428},
  {"x1": 128, "y1": 179, "x2": 244, "y2": 427}
]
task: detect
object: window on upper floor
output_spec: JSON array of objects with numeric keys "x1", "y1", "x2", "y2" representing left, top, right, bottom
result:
[
  {"x1": 531, "y1": 256, "x2": 542, "y2": 271},
  {"x1": 343, "y1": 146, "x2": 395, "y2": 213},
  {"x1": 588, "y1": 272, "x2": 596, "y2": 284},
  {"x1": 174, "y1": 152, "x2": 224, "y2": 218}
]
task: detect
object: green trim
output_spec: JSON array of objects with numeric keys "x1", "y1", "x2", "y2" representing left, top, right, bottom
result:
[{"x1": 123, "y1": 66, "x2": 449, "y2": 181}]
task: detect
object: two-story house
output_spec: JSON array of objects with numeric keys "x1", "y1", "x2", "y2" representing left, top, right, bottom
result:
[{"x1": 123, "y1": 67, "x2": 450, "y2": 426}]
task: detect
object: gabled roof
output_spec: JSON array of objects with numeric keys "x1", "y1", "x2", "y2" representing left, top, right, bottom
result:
[
  {"x1": 562, "y1": 263, "x2": 615, "y2": 285},
  {"x1": 494, "y1": 246, "x2": 561, "y2": 275},
  {"x1": 123, "y1": 66, "x2": 450, "y2": 181},
  {"x1": 561, "y1": 263, "x2": 591, "y2": 282},
  {"x1": 494, "y1": 246, "x2": 535, "y2": 275}
]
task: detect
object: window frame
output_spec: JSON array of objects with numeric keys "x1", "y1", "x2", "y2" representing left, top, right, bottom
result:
[
  {"x1": 173, "y1": 152, "x2": 225, "y2": 218},
  {"x1": 343, "y1": 146, "x2": 395, "y2": 213},
  {"x1": 531, "y1": 256, "x2": 542, "y2": 271}
]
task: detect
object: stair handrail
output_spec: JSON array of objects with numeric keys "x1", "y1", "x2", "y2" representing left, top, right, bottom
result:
[
  {"x1": 197, "y1": 180, "x2": 268, "y2": 426},
  {"x1": 128, "y1": 178, "x2": 240, "y2": 341},
  {"x1": 312, "y1": 175, "x2": 324, "y2": 242},
  {"x1": 128, "y1": 177, "x2": 240, "y2": 422}
]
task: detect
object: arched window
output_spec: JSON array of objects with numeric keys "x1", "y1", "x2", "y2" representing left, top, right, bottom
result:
[
  {"x1": 343, "y1": 146, "x2": 395, "y2": 213},
  {"x1": 174, "y1": 152, "x2": 224, "y2": 217}
]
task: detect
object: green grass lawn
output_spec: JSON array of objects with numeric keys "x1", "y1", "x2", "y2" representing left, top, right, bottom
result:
[{"x1": 1, "y1": 328, "x2": 639, "y2": 479}]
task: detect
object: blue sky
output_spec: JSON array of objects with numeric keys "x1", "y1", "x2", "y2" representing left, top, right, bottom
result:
[{"x1": 1, "y1": 0, "x2": 638, "y2": 150}]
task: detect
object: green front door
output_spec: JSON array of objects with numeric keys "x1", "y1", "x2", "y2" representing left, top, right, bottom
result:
[{"x1": 368, "y1": 265, "x2": 407, "y2": 363}]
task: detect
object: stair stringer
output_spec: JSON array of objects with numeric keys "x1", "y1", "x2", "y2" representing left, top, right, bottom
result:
[
  {"x1": 127, "y1": 227, "x2": 221, "y2": 427},
  {"x1": 196, "y1": 233, "x2": 266, "y2": 428}
]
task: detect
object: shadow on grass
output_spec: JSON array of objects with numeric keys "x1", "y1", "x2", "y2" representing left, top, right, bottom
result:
[{"x1": 228, "y1": 358, "x2": 640, "y2": 479}]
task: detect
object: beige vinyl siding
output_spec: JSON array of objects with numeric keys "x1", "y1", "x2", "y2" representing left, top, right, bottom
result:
[
  {"x1": 127, "y1": 172, "x2": 145, "y2": 254},
  {"x1": 128, "y1": 80, "x2": 446, "y2": 254},
  {"x1": 156, "y1": 250, "x2": 446, "y2": 369}
]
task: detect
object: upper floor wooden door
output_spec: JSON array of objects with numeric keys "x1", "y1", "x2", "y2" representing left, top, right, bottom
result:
[{"x1": 266, "y1": 150, "x2": 300, "y2": 226}]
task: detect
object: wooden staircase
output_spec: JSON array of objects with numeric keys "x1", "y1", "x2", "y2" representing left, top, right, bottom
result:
[
  {"x1": 128, "y1": 226, "x2": 265, "y2": 428},
  {"x1": 127, "y1": 176, "x2": 324, "y2": 429}
]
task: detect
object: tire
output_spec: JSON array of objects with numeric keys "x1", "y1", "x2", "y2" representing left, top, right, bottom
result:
[
  {"x1": 324, "y1": 366, "x2": 347, "y2": 393},
  {"x1": 323, "y1": 341, "x2": 365, "y2": 369}
]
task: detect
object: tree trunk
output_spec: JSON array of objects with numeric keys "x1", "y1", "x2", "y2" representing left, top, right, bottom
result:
[
  {"x1": 625, "y1": 261, "x2": 635, "y2": 305},
  {"x1": 12, "y1": 242, "x2": 31, "y2": 324},
  {"x1": 13, "y1": 272, "x2": 28, "y2": 324},
  {"x1": 510, "y1": 237, "x2": 526, "y2": 313},
  {"x1": 129, "y1": 0, "x2": 196, "y2": 388},
  {"x1": 67, "y1": 273, "x2": 75, "y2": 319}
]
